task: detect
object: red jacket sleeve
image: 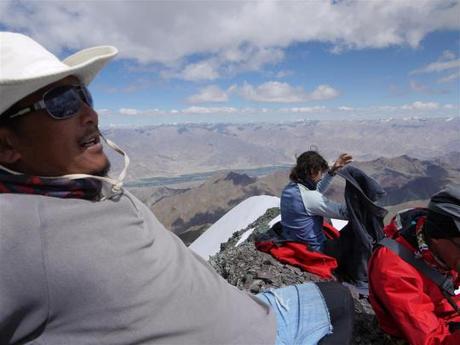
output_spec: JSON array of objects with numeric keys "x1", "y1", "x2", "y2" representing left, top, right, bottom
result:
[{"x1": 369, "y1": 247, "x2": 460, "y2": 345}]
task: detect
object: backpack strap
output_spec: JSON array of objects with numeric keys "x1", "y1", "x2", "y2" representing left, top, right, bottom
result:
[
  {"x1": 379, "y1": 237, "x2": 456, "y2": 296},
  {"x1": 379, "y1": 237, "x2": 459, "y2": 314}
]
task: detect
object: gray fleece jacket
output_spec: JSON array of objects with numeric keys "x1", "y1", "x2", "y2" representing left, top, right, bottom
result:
[{"x1": 0, "y1": 190, "x2": 275, "y2": 345}]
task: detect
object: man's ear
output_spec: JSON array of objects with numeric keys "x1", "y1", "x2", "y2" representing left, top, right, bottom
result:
[{"x1": 0, "y1": 128, "x2": 21, "y2": 164}]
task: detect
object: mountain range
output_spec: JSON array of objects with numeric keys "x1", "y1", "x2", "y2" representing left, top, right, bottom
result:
[
  {"x1": 126, "y1": 153, "x2": 460, "y2": 245},
  {"x1": 105, "y1": 117, "x2": 460, "y2": 181}
]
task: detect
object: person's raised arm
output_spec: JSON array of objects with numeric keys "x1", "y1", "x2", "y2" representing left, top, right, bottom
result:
[
  {"x1": 299, "y1": 185, "x2": 348, "y2": 220},
  {"x1": 317, "y1": 153, "x2": 352, "y2": 193}
]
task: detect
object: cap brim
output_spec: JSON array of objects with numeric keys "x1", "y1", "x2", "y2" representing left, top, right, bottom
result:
[{"x1": 0, "y1": 46, "x2": 118, "y2": 115}]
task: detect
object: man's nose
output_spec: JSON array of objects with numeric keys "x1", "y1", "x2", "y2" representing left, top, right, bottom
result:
[{"x1": 79, "y1": 103, "x2": 98, "y2": 125}]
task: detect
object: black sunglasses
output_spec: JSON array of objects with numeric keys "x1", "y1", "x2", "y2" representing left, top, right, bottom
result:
[{"x1": 8, "y1": 84, "x2": 93, "y2": 120}]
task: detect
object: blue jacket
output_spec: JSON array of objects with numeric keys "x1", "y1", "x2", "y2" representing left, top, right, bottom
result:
[{"x1": 280, "y1": 173, "x2": 348, "y2": 251}]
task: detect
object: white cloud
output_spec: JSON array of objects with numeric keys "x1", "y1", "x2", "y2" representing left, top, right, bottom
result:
[
  {"x1": 1, "y1": 0, "x2": 458, "y2": 65},
  {"x1": 409, "y1": 80, "x2": 450, "y2": 94},
  {"x1": 182, "y1": 106, "x2": 237, "y2": 114},
  {"x1": 180, "y1": 61, "x2": 220, "y2": 81},
  {"x1": 437, "y1": 70, "x2": 460, "y2": 83},
  {"x1": 238, "y1": 81, "x2": 339, "y2": 103},
  {"x1": 275, "y1": 70, "x2": 292, "y2": 79},
  {"x1": 282, "y1": 106, "x2": 327, "y2": 113},
  {"x1": 239, "y1": 81, "x2": 305, "y2": 103},
  {"x1": 309, "y1": 85, "x2": 340, "y2": 101},
  {"x1": 401, "y1": 101, "x2": 440, "y2": 110},
  {"x1": 108, "y1": 103, "x2": 456, "y2": 120},
  {"x1": 440, "y1": 50, "x2": 456, "y2": 61},
  {"x1": 119, "y1": 108, "x2": 140, "y2": 115},
  {"x1": 412, "y1": 59, "x2": 460, "y2": 74},
  {"x1": 96, "y1": 108, "x2": 111, "y2": 115},
  {"x1": 168, "y1": 46, "x2": 284, "y2": 81},
  {"x1": 411, "y1": 49, "x2": 460, "y2": 85},
  {"x1": 411, "y1": 49, "x2": 460, "y2": 77},
  {"x1": 223, "y1": 46, "x2": 284, "y2": 73},
  {"x1": 187, "y1": 85, "x2": 229, "y2": 104}
]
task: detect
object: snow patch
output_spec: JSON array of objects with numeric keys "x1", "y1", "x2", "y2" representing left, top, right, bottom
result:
[
  {"x1": 189, "y1": 195, "x2": 280, "y2": 260},
  {"x1": 269, "y1": 215, "x2": 281, "y2": 227},
  {"x1": 235, "y1": 228, "x2": 255, "y2": 246},
  {"x1": 331, "y1": 219, "x2": 348, "y2": 230}
]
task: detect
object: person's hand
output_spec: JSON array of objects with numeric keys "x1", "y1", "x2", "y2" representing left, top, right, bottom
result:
[{"x1": 330, "y1": 153, "x2": 352, "y2": 174}]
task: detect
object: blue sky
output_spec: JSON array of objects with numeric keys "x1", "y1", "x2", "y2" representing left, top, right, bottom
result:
[{"x1": 1, "y1": 0, "x2": 459, "y2": 127}]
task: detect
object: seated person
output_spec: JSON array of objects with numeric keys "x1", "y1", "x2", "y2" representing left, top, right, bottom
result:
[
  {"x1": 0, "y1": 32, "x2": 354, "y2": 345},
  {"x1": 368, "y1": 186, "x2": 460, "y2": 345},
  {"x1": 280, "y1": 151, "x2": 351, "y2": 252}
]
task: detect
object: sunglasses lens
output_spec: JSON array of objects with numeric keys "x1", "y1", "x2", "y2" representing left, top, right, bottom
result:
[
  {"x1": 80, "y1": 85, "x2": 93, "y2": 108},
  {"x1": 44, "y1": 85, "x2": 82, "y2": 119}
]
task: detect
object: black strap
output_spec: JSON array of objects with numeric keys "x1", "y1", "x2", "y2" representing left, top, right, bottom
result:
[
  {"x1": 379, "y1": 238, "x2": 456, "y2": 296},
  {"x1": 379, "y1": 237, "x2": 459, "y2": 314}
]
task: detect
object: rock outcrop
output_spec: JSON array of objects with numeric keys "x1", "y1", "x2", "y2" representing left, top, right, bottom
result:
[{"x1": 209, "y1": 208, "x2": 402, "y2": 345}]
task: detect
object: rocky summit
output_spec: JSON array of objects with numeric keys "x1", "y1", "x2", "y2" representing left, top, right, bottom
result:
[{"x1": 209, "y1": 208, "x2": 403, "y2": 345}]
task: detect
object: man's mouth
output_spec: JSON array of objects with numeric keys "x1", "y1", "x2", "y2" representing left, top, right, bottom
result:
[{"x1": 80, "y1": 133, "x2": 101, "y2": 148}]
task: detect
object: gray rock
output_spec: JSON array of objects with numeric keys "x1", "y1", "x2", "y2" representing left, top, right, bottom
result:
[{"x1": 209, "y1": 208, "x2": 403, "y2": 345}]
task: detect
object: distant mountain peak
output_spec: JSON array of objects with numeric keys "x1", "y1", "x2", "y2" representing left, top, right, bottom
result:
[{"x1": 223, "y1": 171, "x2": 256, "y2": 186}]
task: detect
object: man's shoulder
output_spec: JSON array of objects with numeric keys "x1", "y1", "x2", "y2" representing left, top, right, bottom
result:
[
  {"x1": 370, "y1": 245, "x2": 421, "y2": 283},
  {"x1": 0, "y1": 192, "x2": 42, "y2": 207}
]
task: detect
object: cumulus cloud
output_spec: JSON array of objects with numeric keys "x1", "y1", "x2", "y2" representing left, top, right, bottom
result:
[
  {"x1": 239, "y1": 81, "x2": 306, "y2": 103},
  {"x1": 119, "y1": 108, "x2": 140, "y2": 115},
  {"x1": 275, "y1": 70, "x2": 293, "y2": 79},
  {"x1": 168, "y1": 46, "x2": 284, "y2": 81},
  {"x1": 180, "y1": 61, "x2": 220, "y2": 81},
  {"x1": 338, "y1": 106, "x2": 354, "y2": 111},
  {"x1": 281, "y1": 106, "x2": 327, "y2": 113},
  {"x1": 309, "y1": 85, "x2": 340, "y2": 100},
  {"x1": 439, "y1": 50, "x2": 456, "y2": 61},
  {"x1": 401, "y1": 101, "x2": 440, "y2": 110},
  {"x1": 437, "y1": 70, "x2": 460, "y2": 83},
  {"x1": 187, "y1": 85, "x2": 229, "y2": 103},
  {"x1": 409, "y1": 80, "x2": 450, "y2": 95},
  {"x1": 1, "y1": 0, "x2": 458, "y2": 65},
  {"x1": 237, "y1": 81, "x2": 339, "y2": 103},
  {"x1": 222, "y1": 46, "x2": 284, "y2": 74},
  {"x1": 182, "y1": 106, "x2": 238, "y2": 114},
  {"x1": 411, "y1": 59, "x2": 460, "y2": 74},
  {"x1": 411, "y1": 50, "x2": 460, "y2": 84},
  {"x1": 96, "y1": 108, "x2": 111, "y2": 115}
]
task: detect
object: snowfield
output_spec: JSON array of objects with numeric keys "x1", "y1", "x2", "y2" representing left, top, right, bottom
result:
[
  {"x1": 189, "y1": 195, "x2": 280, "y2": 260},
  {"x1": 189, "y1": 195, "x2": 349, "y2": 260}
]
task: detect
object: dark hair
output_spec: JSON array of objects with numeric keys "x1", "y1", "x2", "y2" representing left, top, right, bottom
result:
[
  {"x1": 0, "y1": 104, "x2": 24, "y2": 132},
  {"x1": 289, "y1": 151, "x2": 328, "y2": 184},
  {"x1": 424, "y1": 210, "x2": 459, "y2": 240}
]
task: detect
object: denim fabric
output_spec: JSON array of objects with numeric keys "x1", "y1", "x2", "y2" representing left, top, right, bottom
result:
[{"x1": 256, "y1": 283, "x2": 333, "y2": 345}]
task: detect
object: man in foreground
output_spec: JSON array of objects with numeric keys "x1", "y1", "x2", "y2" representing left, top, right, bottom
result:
[
  {"x1": 369, "y1": 186, "x2": 460, "y2": 345},
  {"x1": 0, "y1": 32, "x2": 353, "y2": 345}
]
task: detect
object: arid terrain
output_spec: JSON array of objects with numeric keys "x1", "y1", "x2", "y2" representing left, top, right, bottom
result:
[
  {"x1": 127, "y1": 153, "x2": 460, "y2": 245},
  {"x1": 106, "y1": 117, "x2": 460, "y2": 181}
]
